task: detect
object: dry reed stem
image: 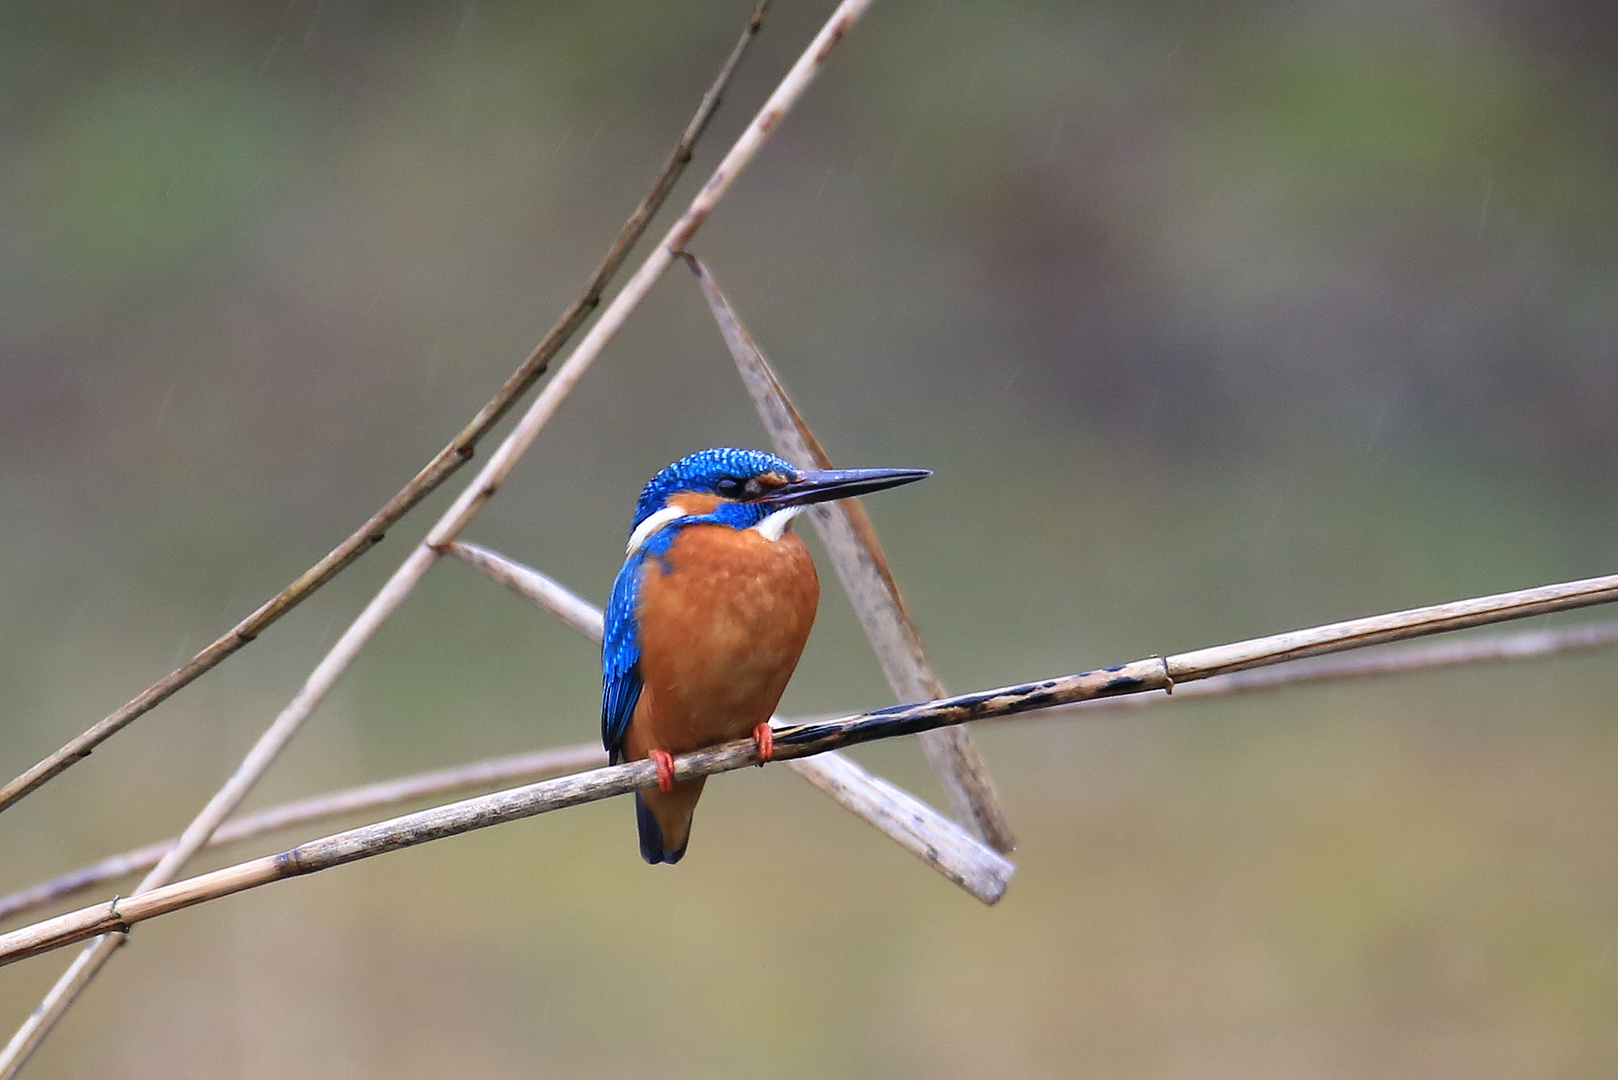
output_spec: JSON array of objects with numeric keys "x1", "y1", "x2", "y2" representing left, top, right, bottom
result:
[
  {"x1": 1164, "y1": 573, "x2": 1618, "y2": 677},
  {"x1": 0, "y1": 3, "x2": 772, "y2": 820},
  {"x1": 444, "y1": 540, "x2": 1014, "y2": 901},
  {"x1": 1, "y1": 548, "x2": 436, "y2": 1077},
  {"x1": 682, "y1": 254, "x2": 1015, "y2": 852},
  {"x1": 447, "y1": 541, "x2": 607, "y2": 641},
  {"x1": 6, "y1": 617, "x2": 1612, "y2": 927},
  {"x1": 0, "y1": 3, "x2": 825, "y2": 1070},
  {"x1": 3, "y1": 571, "x2": 1617, "y2": 967},
  {"x1": 1036, "y1": 617, "x2": 1618, "y2": 720},
  {"x1": 416, "y1": 0, "x2": 880, "y2": 549},
  {"x1": 0, "y1": 745, "x2": 606, "y2": 925}
]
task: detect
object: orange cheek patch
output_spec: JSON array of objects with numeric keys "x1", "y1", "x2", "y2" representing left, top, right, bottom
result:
[{"x1": 668, "y1": 491, "x2": 723, "y2": 515}]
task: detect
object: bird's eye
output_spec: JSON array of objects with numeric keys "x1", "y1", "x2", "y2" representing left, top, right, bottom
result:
[{"x1": 715, "y1": 478, "x2": 745, "y2": 498}]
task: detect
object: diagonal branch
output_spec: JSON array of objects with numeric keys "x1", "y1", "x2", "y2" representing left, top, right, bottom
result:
[
  {"x1": 0, "y1": 1, "x2": 774, "y2": 819},
  {"x1": 681, "y1": 253, "x2": 1016, "y2": 852},
  {"x1": 5, "y1": 615, "x2": 1613, "y2": 927},
  {"x1": 0, "y1": 4, "x2": 804, "y2": 1074},
  {"x1": 4, "y1": 570, "x2": 1618, "y2": 967},
  {"x1": 1035, "y1": 617, "x2": 1618, "y2": 721},
  {"x1": 0, "y1": 745, "x2": 604, "y2": 926},
  {"x1": 449, "y1": 542, "x2": 608, "y2": 641},
  {"x1": 444, "y1": 540, "x2": 1014, "y2": 902}
]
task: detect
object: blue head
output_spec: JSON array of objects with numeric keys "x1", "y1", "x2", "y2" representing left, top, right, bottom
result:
[
  {"x1": 631, "y1": 448, "x2": 796, "y2": 532},
  {"x1": 628, "y1": 447, "x2": 932, "y2": 546}
]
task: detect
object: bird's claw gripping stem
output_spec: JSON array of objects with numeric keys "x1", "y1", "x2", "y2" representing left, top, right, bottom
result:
[
  {"x1": 752, "y1": 722, "x2": 774, "y2": 765},
  {"x1": 649, "y1": 748, "x2": 675, "y2": 793}
]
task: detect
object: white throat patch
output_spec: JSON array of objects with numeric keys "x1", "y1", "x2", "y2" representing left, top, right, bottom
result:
[
  {"x1": 626, "y1": 506, "x2": 685, "y2": 555},
  {"x1": 754, "y1": 505, "x2": 804, "y2": 542}
]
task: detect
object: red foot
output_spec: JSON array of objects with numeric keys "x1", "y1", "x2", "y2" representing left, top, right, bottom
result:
[
  {"x1": 649, "y1": 748, "x2": 675, "y2": 793},
  {"x1": 752, "y1": 722, "x2": 775, "y2": 765}
]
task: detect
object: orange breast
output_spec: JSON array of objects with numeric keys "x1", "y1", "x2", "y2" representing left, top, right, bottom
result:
[{"x1": 632, "y1": 522, "x2": 819, "y2": 754}]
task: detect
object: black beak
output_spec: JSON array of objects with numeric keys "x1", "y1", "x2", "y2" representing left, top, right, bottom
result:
[{"x1": 757, "y1": 467, "x2": 932, "y2": 510}]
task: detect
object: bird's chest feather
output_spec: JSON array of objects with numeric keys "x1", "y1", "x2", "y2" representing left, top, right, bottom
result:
[{"x1": 635, "y1": 524, "x2": 819, "y2": 749}]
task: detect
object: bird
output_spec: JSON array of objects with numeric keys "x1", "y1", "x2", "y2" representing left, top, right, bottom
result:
[{"x1": 602, "y1": 446, "x2": 931, "y2": 864}]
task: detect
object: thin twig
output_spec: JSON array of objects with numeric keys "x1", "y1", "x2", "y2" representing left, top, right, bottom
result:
[
  {"x1": 0, "y1": 6, "x2": 792, "y2": 1073},
  {"x1": 416, "y1": 0, "x2": 880, "y2": 548},
  {"x1": 6, "y1": 617, "x2": 1612, "y2": 927},
  {"x1": 445, "y1": 540, "x2": 1015, "y2": 902},
  {"x1": 448, "y1": 542, "x2": 607, "y2": 641},
  {"x1": 0, "y1": 745, "x2": 605, "y2": 925},
  {"x1": 3, "y1": 570, "x2": 1617, "y2": 967},
  {"x1": 682, "y1": 253, "x2": 1016, "y2": 852},
  {"x1": 1035, "y1": 617, "x2": 1618, "y2": 720},
  {"x1": 0, "y1": 678, "x2": 1132, "y2": 967},
  {"x1": 0, "y1": 2, "x2": 773, "y2": 820},
  {"x1": 1163, "y1": 573, "x2": 1618, "y2": 677}
]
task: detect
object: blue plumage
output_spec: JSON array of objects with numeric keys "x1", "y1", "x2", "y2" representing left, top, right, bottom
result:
[
  {"x1": 635, "y1": 791, "x2": 684, "y2": 864},
  {"x1": 630, "y1": 447, "x2": 797, "y2": 530},
  {"x1": 601, "y1": 550, "x2": 647, "y2": 762}
]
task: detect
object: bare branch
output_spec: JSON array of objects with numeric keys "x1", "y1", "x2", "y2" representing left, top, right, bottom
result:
[
  {"x1": 0, "y1": 1, "x2": 773, "y2": 819},
  {"x1": 447, "y1": 542, "x2": 607, "y2": 642},
  {"x1": 0, "y1": 745, "x2": 604, "y2": 925},
  {"x1": 1037, "y1": 617, "x2": 1618, "y2": 720},
  {"x1": 7, "y1": 617, "x2": 1612, "y2": 927},
  {"x1": 1164, "y1": 574, "x2": 1618, "y2": 678},
  {"x1": 0, "y1": 2, "x2": 820, "y2": 1071},
  {"x1": 681, "y1": 253, "x2": 1016, "y2": 852},
  {"x1": 3, "y1": 571, "x2": 1616, "y2": 968}
]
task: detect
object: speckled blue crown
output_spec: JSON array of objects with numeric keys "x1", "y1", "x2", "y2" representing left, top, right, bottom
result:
[{"x1": 631, "y1": 447, "x2": 798, "y2": 530}]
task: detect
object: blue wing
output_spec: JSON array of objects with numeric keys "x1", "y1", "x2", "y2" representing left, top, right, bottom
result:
[{"x1": 601, "y1": 551, "x2": 647, "y2": 763}]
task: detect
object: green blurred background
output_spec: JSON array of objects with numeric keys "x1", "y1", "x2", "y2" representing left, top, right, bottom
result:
[{"x1": 3, "y1": 0, "x2": 1617, "y2": 1075}]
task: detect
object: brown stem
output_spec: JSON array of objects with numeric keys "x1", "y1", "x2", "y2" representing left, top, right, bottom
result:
[
  {"x1": 0, "y1": 1, "x2": 773, "y2": 819},
  {"x1": 682, "y1": 253, "x2": 1016, "y2": 852},
  {"x1": 5, "y1": 576, "x2": 1618, "y2": 969}
]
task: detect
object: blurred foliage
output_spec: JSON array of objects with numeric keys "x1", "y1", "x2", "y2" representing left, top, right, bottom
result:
[{"x1": 1, "y1": 0, "x2": 1616, "y2": 1076}]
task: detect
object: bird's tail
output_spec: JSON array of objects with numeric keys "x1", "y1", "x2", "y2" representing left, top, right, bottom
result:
[{"x1": 635, "y1": 781, "x2": 703, "y2": 864}]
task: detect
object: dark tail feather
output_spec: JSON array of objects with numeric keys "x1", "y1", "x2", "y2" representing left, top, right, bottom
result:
[{"x1": 635, "y1": 791, "x2": 688, "y2": 864}]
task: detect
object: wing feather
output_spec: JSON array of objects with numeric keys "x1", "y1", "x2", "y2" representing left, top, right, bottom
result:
[{"x1": 601, "y1": 551, "x2": 647, "y2": 762}]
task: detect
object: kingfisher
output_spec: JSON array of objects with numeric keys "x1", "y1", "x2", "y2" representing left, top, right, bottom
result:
[{"x1": 603, "y1": 447, "x2": 930, "y2": 864}]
